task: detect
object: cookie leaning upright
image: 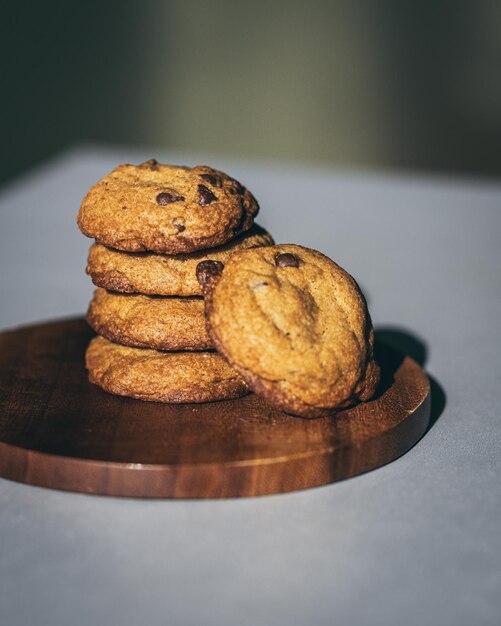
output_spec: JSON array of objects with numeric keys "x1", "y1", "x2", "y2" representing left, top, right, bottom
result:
[
  {"x1": 197, "y1": 244, "x2": 380, "y2": 418},
  {"x1": 77, "y1": 160, "x2": 259, "y2": 254}
]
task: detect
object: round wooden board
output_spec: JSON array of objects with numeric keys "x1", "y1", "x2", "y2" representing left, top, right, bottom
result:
[{"x1": 0, "y1": 318, "x2": 430, "y2": 498}]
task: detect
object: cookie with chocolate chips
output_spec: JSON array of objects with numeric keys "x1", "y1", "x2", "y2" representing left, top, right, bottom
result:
[
  {"x1": 77, "y1": 160, "x2": 259, "y2": 254},
  {"x1": 86, "y1": 224, "x2": 274, "y2": 297},
  {"x1": 86, "y1": 336, "x2": 248, "y2": 403},
  {"x1": 196, "y1": 244, "x2": 380, "y2": 418},
  {"x1": 86, "y1": 288, "x2": 212, "y2": 351}
]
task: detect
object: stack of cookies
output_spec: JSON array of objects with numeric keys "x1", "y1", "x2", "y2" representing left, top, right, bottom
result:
[
  {"x1": 77, "y1": 160, "x2": 274, "y2": 404},
  {"x1": 78, "y1": 159, "x2": 381, "y2": 418}
]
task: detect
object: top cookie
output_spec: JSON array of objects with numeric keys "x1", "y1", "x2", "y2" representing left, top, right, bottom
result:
[
  {"x1": 197, "y1": 244, "x2": 380, "y2": 418},
  {"x1": 77, "y1": 160, "x2": 259, "y2": 254}
]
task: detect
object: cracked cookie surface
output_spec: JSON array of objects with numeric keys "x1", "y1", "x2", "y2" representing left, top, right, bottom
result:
[
  {"x1": 86, "y1": 288, "x2": 212, "y2": 351},
  {"x1": 197, "y1": 244, "x2": 380, "y2": 418},
  {"x1": 77, "y1": 160, "x2": 259, "y2": 254},
  {"x1": 86, "y1": 336, "x2": 248, "y2": 403},
  {"x1": 86, "y1": 224, "x2": 274, "y2": 296}
]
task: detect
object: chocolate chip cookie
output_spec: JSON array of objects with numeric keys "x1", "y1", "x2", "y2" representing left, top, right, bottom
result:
[
  {"x1": 86, "y1": 288, "x2": 212, "y2": 351},
  {"x1": 86, "y1": 224, "x2": 274, "y2": 296},
  {"x1": 86, "y1": 336, "x2": 249, "y2": 403},
  {"x1": 78, "y1": 160, "x2": 259, "y2": 254},
  {"x1": 197, "y1": 244, "x2": 380, "y2": 418}
]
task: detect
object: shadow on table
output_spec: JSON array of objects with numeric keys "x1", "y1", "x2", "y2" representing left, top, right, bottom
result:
[{"x1": 375, "y1": 326, "x2": 446, "y2": 431}]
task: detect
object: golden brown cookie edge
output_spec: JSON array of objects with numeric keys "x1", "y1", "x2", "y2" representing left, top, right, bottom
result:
[
  {"x1": 85, "y1": 337, "x2": 249, "y2": 403},
  {"x1": 86, "y1": 290, "x2": 214, "y2": 352},
  {"x1": 85, "y1": 224, "x2": 275, "y2": 296}
]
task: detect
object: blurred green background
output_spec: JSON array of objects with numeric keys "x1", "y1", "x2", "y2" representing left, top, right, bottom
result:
[{"x1": 2, "y1": 0, "x2": 501, "y2": 184}]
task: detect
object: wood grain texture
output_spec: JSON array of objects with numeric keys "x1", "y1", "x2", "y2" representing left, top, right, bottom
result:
[{"x1": 0, "y1": 318, "x2": 430, "y2": 498}]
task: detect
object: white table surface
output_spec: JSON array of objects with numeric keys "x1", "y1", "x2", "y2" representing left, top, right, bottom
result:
[{"x1": 1, "y1": 145, "x2": 500, "y2": 626}]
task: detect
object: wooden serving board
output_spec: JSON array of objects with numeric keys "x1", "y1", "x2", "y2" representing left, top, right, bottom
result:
[{"x1": 0, "y1": 318, "x2": 430, "y2": 498}]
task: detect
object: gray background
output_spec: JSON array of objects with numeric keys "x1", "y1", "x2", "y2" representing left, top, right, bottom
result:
[{"x1": 0, "y1": 146, "x2": 500, "y2": 626}]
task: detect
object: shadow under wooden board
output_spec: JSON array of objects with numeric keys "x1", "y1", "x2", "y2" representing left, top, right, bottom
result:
[{"x1": 0, "y1": 318, "x2": 430, "y2": 498}]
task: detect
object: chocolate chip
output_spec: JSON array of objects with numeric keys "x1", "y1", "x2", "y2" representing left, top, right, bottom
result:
[
  {"x1": 156, "y1": 191, "x2": 185, "y2": 205},
  {"x1": 200, "y1": 173, "x2": 223, "y2": 187},
  {"x1": 172, "y1": 218, "x2": 186, "y2": 232},
  {"x1": 141, "y1": 159, "x2": 159, "y2": 170},
  {"x1": 196, "y1": 260, "x2": 224, "y2": 290},
  {"x1": 198, "y1": 184, "x2": 218, "y2": 206},
  {"x1": 275, "y1": 253, "x2": 300, "y2": 268}
]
